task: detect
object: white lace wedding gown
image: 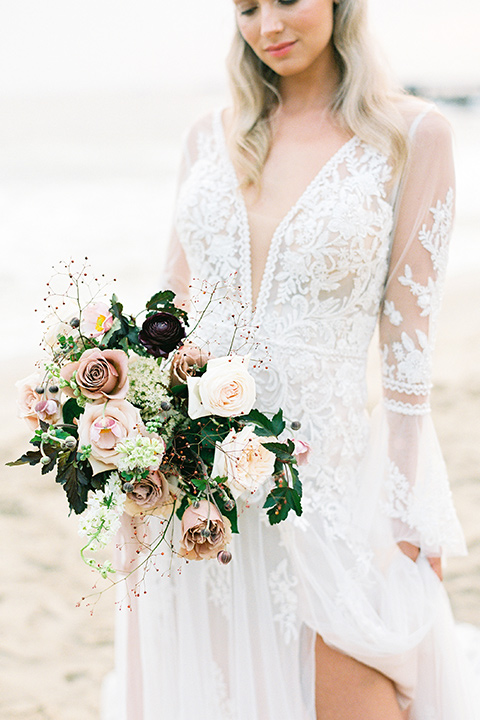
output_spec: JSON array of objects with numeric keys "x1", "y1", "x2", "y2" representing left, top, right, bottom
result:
[{"x1": 103, "y1": 103, "x2": 480, "y2": 720}]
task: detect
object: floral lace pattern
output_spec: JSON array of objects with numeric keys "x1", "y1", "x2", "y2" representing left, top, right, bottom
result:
[
  {"x1": 269, "y1": 559, "x2": 299, "y2": 645},
  {"x1": 174, "y1": 108, "x2": 464, "y2": 574}
]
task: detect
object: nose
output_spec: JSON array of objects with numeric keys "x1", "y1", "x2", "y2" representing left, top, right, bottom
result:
[{"x1": 260, "y1": 6, "x2": 284, "y2": 37}]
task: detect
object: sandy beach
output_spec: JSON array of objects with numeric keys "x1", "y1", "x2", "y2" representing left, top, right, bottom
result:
[{"x1": 0, "y1": 94, "x2": 479, "y2": 718}]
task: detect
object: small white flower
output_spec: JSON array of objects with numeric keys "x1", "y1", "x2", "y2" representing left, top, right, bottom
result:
[{"x1": 116, "y1": 435, "x2": 166, "y2": 472}]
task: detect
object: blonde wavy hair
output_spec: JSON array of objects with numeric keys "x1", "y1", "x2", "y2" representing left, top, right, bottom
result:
[{"x1": 227, "y1": 0, "x2": 408, "y2": 188}]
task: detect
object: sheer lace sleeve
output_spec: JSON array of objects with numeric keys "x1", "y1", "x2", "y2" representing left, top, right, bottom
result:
[
  {"x1": 161, "y1": 123, "x2": 200, "y2": 308},
  {"x1": 378, "y1": 107, "x2": 466, "y2": 557}
]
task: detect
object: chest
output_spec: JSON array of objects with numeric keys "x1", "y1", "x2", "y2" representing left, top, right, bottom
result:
[{"x1": 175, "y1": 118, "x2": 395, "y2": 319}]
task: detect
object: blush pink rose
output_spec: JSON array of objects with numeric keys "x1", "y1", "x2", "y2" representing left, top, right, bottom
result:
[
  {"x1": 180, "y1": 500, "x2": 231, "y2": 561},
  {"x1": 294, "y1": 439, "x2": 312, "y2": 467},
  {"x1": 77, "y1": 399, "x2": 143, "y2": 474},
  {"x1": 15, "y1": 372, "x2": 62, "y2": 431},
  {"x1": 61, "y1": 348, "x2": 129, "y2": 400}
]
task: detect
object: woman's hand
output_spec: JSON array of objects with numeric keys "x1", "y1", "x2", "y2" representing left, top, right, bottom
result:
[{"x1": 397, "y1": 541, "x2": 443, "y2": 581}]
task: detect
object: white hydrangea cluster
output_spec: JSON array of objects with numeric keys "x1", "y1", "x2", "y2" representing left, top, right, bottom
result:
[
  {"x1": 78, "y1": 473, "x2": 126, "y2": 551},
  {"x1": 126, "y1": 355, "x2": 170, "y2": 419},
  {"x1": 116, "y1": 435, "x2": 166, "y2": 472}
]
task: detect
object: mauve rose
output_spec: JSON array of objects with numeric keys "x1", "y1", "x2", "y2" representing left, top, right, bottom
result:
[
  {"x1": 123, "y1": 469, "x2": 170, "y2": 516},
  {"x1": 180, "y1": 500, "x2": 231, "y2": 561},
  {"x1": 61, "y1": 348, "x2": 129, "y2": 400},
  {"x1": 170, "y1": 341, "x2": 209, "y2": 387},
  {"x1": 77, "y1": 399, "x2": 143, "y2": 474},
  {"x1": 138, "y1": 312, "x2": 185, "y2": 358}
]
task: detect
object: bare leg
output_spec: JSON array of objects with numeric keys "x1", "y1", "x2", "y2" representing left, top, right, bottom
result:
[{"x1": 315, "y1": 635, "x2": 405, "y2": 720}]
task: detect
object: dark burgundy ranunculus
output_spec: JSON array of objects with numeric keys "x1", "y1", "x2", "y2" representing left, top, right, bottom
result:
[{"x1": 138, "y1": 312, "x2": 186, "y2": 358}]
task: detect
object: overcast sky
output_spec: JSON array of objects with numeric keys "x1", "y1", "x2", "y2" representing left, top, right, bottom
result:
[{"x1": 0, "y1": 0, "x2": 478, "y2": 96}]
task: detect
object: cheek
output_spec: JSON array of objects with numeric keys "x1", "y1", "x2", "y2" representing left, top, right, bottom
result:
[{"x1": 236, "y1": 20, "x2": 257, "y2": 50}]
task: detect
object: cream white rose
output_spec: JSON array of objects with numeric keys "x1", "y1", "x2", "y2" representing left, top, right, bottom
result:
[
  {"x1": 212, "y1": 425, "x2": 275, "y2": 499},
  {"x1": 187, "y1": 355, "x2": 256, "y2": 419}
]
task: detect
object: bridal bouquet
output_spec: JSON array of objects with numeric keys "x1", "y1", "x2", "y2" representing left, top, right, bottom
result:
[{"x1": 9, "y1": 262, "x2": 305, "y2": 582}]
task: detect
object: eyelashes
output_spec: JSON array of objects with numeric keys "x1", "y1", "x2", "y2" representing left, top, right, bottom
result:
[{"x1": 239, "y1": 0, "x2": 300, "y2": 17}]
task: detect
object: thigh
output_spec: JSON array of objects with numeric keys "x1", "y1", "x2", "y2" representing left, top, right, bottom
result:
[{"x1": 315, "y1": 635, "x2": 406, "y2": 720}]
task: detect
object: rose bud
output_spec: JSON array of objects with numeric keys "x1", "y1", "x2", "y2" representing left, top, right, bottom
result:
[
  {"x1": 170, "y1": 340, "x2": 209, "y2": 387},
  {"x1": 138, "y1": 312, "x2": 186, "y2": 359}
]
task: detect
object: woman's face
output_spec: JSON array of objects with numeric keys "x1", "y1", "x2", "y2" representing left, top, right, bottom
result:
[{"x1": 233, "y1": 0, "x2": 337, "y2": 78}]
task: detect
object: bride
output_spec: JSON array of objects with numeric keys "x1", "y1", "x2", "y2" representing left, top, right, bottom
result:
[{"x1": 105, "y1": 0, "x2": 478, "y2": 718}]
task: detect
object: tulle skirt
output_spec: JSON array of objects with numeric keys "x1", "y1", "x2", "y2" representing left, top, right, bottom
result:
[{"x1": 102, "y1": 406, "x2": 480, "y2": 720}]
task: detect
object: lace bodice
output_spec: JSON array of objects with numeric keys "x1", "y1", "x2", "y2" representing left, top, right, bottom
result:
[{"x1": 163, "y1": 105, "x2": 466, "y2": 559}]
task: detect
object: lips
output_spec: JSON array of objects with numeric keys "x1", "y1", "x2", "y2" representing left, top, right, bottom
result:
[{"x1": 264, "y1": 41, "x2": 297, "y2": 57}]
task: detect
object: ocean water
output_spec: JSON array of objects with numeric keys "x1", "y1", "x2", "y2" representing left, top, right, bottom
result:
[{"x1": 0, "y1": 0, "x2": 479, "y2": 360}]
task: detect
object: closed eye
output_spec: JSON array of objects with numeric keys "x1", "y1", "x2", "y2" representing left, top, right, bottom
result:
[{"x1": 239, "y1": 5, "x2": 257, "y2": 16}]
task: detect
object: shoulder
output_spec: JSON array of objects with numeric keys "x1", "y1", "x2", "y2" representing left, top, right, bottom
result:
[
  {"x1": 183, "y1": 109, "x2": 227, "y2": 146},
  {"x1": 178, "y1": 109, "x2": 228, "y2": 168},
  {"x1": 394, "y1": 95, "x2": 453, "y2": 146}
]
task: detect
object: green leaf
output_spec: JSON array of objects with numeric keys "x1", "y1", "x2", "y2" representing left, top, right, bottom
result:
[
  {"x1": 242, "y1": 409, "x2": 274, "y2": 434},
  {"x1": 62, "y1": 398, "x2": 83, "y2": 427},
  {"x1": 56, "y1": 451, "x2": 90, "y2": 514},
  {"x1": 270, "y1": 409, "x2": 286, "y2": 437},
  {"x1": 290, "y1": 465, "x2": 303, "y2": 498},
  {"x1": 262, "y1": 441, "x2": 295, "y2": 462},
  {"x1": 170, "y1": 383, "x2": 188, "y2": 397},
  {"x1": 101, "y1": 317, "x2": 121, "y2": 346},
  {"x1": 146, "y1": 290, "x2": 176, "y2": 309},
  {"x1": 213, "y1": 489, "x2": 239, "y2": 534},
  {"x1": 287, "y1": 487, "x2": 303, "y2": 516},
  {"x1": 6, "y1": 449, "x2": 43, "y2": 467},
  {"x1": 145, "y1": 290, "x2": 189, "y2": 324},
  {"x1": 176, "y1": 494, "x2": 190, "y2": 521}
]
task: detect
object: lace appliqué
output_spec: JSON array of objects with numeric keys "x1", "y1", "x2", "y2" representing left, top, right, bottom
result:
[
  {"x1": 382, "y1": 329, "x2": 432, "y2": 395},
  {"x1": 383, "y1": 299, "x2": 403, "y2": 326},
  {"x1": 383, "y1": 397, "x2": 430, "y2": 415},
  {"x1": 212, "y1": 661, "x2": 235, "y2": 720},
  {"x1": 269, "y1": 559, "x2": 299, "y2": 645},
  {"x1": 205, "y1": 557, "x2": 232, "y2": 620},
  {"x1": 418, "y1": 188, "x2": 453, "y2": 275}
]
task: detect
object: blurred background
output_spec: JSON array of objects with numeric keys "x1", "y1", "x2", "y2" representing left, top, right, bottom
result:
[{"x1": 0, "y1": 1, "x2": 479, "y2": 718}]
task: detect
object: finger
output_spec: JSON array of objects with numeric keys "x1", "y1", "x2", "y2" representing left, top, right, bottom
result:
[
  {"x1": 397, "y1": 541, "x2": 420, "y2": 563},
  {"x1": 428, "y1": 557, "x2": 443, "y2": 581}
]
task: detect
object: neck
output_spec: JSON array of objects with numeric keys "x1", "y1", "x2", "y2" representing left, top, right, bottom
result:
[{"x1": 278, "y1": 43, "x2": 340, "y2": 113}]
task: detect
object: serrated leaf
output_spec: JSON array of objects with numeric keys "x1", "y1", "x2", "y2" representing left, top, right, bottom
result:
[
  {"x1": 242, "y1": 409, "x2": 274, "y2": 433},
  {"x1": 287, "y1": 487, "x2": 303, "y2": 516},
  {"x1": 7, "y1": 449, "x2": 43, "y2": 467},
  {"x1": 262, "y1": 441, "x2": 294, "y2": 462},
  {"x1": 56, "y1": 451, "x2": 89, "y2": 514},
  {"x1": 270, "y1": 409, "x2": 286, "y2": 437},
  {"x1": 146, "y1": 290, "x2": 176, "y2": 309},
  {"x1": 290, "y1": 465, "x2": 303, "y2": 498}
]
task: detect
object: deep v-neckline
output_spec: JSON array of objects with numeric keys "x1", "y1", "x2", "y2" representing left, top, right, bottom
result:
[{"x1": 214, "y1": 110, "x2": 358, "y2": 317}]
